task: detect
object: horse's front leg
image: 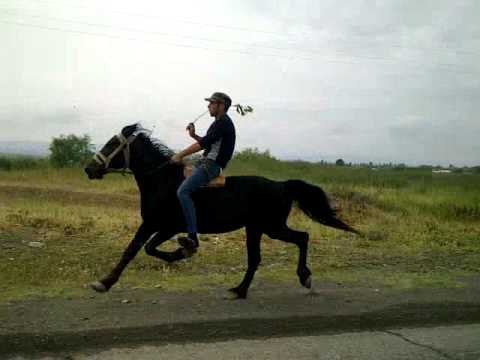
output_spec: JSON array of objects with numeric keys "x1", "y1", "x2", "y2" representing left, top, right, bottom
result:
[
  {"x1": 144, "y1": 231, "x2": 187, "y2": 263},
  {"x1": 90, "y1": 222, "x2": 155, "y2": 293}
]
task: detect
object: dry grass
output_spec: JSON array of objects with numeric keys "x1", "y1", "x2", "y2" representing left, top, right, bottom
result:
[{"x1": 0, "y1": 163, "x2": 479, "y2": 302}]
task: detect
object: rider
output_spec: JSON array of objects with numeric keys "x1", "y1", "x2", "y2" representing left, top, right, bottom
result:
[{"x1": 171, "y1": 92, "x2": 236, "y2": 255}]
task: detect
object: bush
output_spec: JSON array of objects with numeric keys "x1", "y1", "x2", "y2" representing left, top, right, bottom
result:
[
  {"x1": 49, "y1": 134, "x2": 94, "y2": 168},
  {"x1": 233, "y1": 147, "x2": 276, "y2": 161},
  {"x1": 0, "y1": 157, "x2": 12, "y2": 170}
]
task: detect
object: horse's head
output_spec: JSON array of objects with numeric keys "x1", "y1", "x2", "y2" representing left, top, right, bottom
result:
[{"x1": 84, "y1": 124, "x2": 142, "y2": 180}]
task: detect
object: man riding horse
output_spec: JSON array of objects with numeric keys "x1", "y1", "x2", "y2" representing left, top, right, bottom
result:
[
  {"x1": 84, "y1": 94, "x2": 359, "y2": 298},
  {"x1": 171, "y1": 92, "x2": 236, "y2": 256}
]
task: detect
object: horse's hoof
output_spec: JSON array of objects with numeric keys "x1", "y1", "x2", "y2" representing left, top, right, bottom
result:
[
  {"x1": 90, "y1": 281, "x2": 107, "y2": 293},
  {"x1": 223, "y1": 290, "x2": 239, "y2": 300},
  {"x1": 303, "y1": 276, "x2": 312, "y2": 289},
  {"x1": 227, "y1": 287, "x2": 247, "y2": 299}
]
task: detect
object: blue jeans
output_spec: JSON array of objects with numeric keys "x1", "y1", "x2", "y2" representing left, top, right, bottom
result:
[{"x1": 177, "y1": 159, "x2": 222, "y2": 234}]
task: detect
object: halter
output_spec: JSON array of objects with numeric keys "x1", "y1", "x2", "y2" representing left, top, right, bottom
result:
[{"x1": 92, "y1": 133, "x2": 136, "y2": 175}]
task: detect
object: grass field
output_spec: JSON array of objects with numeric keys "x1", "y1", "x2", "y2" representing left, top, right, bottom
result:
[{"x1": 1, "y1": 155, "x2": 479, "y2": 302}]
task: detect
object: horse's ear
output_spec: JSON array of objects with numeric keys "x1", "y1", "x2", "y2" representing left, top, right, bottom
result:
[{"x1": 121, "y1": 123, "x2": 140, "y2": 137}]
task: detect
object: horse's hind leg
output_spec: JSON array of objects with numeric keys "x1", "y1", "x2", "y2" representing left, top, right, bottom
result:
[
  {"x1": 229, "y1": 226, "x2": 262, "y2": 299},
  {"x1": 144, "y1": 231, "x2": 186, "y2": 263},
  {"x1": 266, "y1": 226, "x2": 311, "y2": 289}
]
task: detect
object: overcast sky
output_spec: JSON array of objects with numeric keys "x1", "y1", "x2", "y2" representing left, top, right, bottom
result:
[{"x1": 1, "y1": 0, "x2": 479, "y2": 166}]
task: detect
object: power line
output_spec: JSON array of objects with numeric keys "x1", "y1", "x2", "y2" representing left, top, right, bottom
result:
[
  {"x1": 1, "y1": 0, "x2": 291, "y2": 37},
  {"x1": 0, "y1": 8, "x2": 334, "y2": 55},
  {"x1": 328, "y1": 38, "x2": 480, "y2": 59},
  {"x1": 0, "y1": 18, "x2": 313, "y2": 60},
  {"x1": 2, "y1": 7, "x2": 477, "y2": 73},
  {"x1": 1, "y1": 17, "x2": 479, "y2": 76},
  {"x1": 1, "y1": 6, "x2": 478, "y2": 76},
  {"x1": 7, "y1": 0, "x2": 480, "y2": 59}
]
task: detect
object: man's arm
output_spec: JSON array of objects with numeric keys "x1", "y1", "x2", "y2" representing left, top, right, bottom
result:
[
  {"x1": 171, "y1": 123, "x2": 206, "y2": 163},
  {"x1": 171, "y1": 142, "x2": 202, "y2": 163}
]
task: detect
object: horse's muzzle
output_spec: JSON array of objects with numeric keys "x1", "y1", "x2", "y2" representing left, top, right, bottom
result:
[{"x1": 84, "y1": 166, "x2": 104, "y2": 180}]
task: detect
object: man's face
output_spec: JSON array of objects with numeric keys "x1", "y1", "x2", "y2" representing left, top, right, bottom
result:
[{"x1": 208, "y1": 101, "x2": 224, "y2": 117}]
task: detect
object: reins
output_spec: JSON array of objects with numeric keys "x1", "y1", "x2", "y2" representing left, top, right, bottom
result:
[{"x1": 105, "y1": 161, "x2": 172, "y2": 177}]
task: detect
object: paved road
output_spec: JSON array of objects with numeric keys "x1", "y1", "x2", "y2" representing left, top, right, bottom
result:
[
  {"x1": 3, "y1": 281, "x2": 480, "y2": 358},
  {"x1": 12, "y1": 323, "x2": 478, "y2": 360}
]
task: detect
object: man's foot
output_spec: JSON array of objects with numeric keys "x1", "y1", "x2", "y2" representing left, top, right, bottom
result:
[{"x1": 178, "y1": 235, "x2": 198, "y2": 258}]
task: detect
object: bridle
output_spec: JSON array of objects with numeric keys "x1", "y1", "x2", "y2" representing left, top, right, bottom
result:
[
  {"x1": 92, "y1": 132, "x2": 172, "y2": 177},
  {"x1": 92, "y1": 133, "x2": 136, "y2": 175}
]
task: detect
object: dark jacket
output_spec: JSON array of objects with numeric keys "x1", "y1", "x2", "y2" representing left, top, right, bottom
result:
[{"x1": 198, "y1": 114, "x2": 236, "y2": 169}]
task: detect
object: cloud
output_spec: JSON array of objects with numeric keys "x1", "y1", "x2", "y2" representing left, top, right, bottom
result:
[{"x1": 0, "y1": 0, "x2": 479, "y2": 166}]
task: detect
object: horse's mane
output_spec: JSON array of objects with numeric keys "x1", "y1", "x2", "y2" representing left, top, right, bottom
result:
[{"x1": 130, "y1": 123, "x2": 175, "y2": 159}]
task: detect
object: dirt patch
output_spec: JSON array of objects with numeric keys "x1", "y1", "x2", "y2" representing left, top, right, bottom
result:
[{"x1": 0, "y1": 184, "x2": 138, "y2": 209}]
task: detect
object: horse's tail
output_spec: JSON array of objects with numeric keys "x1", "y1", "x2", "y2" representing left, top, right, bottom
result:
[{"x1": 285, "y1": 180, "x2": 361, "y2": 235}]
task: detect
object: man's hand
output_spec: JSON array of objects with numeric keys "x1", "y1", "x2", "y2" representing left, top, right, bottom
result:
[
  {"x1": 171, "y1": 154, "x2": 183, "y2": 164},
  {"x1": 186, "y1": 123, "x2": 196, "y2": 138}
]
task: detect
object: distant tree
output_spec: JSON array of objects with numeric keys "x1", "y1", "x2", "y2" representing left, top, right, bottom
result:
[
  {"x1": 335, "y1": 158, "x2": 345, "y2": 166},
  {"x1": 234, "y1": 147, "x2": 276, "y2": 161},
  {"x1": 49, "y1": 134, "x2": 94, "y2": 168}
]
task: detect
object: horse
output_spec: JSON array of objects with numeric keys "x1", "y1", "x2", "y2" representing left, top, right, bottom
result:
[{"x1": 84, "y1": 123, "x2": 360, "y2": 299}]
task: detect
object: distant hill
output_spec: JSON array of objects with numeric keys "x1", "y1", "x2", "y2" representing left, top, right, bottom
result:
[{"x1": 0, "y1": 141, "x2": 49, "y2": 157}]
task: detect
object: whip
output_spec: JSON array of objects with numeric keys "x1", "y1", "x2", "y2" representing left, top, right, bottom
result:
[{"x1": 191, "y1": 104, "x2": 254, "y2": 125}]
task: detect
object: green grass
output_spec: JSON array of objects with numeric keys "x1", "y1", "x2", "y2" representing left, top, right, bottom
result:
[
  {"x1": 0, "y1": 155, "x2": 479, "y2": 302},
  {"x1": 0, "y1": 154, "x2": 48, "y2": 171}
]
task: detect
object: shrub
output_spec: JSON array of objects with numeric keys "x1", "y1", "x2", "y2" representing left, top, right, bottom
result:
[{"x1": 49, "y1": 134, "x2": 94, "y2": 168}]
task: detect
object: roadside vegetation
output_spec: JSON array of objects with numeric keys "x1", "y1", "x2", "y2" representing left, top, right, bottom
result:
[
  {"x1": 0, "y1": 155, "x2": 49, "y2": 171},
  {"x1": 1, "y1": 150, "x2": 479, "y2": 302}
]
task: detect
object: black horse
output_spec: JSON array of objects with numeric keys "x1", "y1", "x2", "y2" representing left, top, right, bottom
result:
[{"x1": 84, "y1": 124, "x2": 359, "y2": 299}]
